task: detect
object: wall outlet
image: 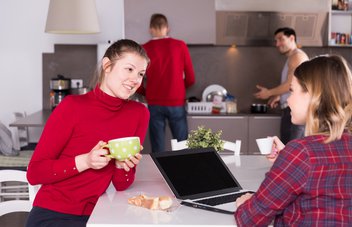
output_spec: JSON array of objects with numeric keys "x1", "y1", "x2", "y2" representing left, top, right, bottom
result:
[{"x1": 71, "y1": 79, "x2": 83, "y2": 88}]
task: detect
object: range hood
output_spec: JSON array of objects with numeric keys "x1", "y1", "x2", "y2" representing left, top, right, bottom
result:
[{"x1": 216, "y1": 11, "x2": 328, "y2": 46}]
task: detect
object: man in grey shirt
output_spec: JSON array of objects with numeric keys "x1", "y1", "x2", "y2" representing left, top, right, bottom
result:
[{"x1": 254, "y1": 27, "x2": 308, "y2": 144}]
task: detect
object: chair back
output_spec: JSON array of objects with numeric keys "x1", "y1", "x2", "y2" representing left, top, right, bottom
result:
[
  {"x1": 0, "y1": 169, "x2": 37, "y2": 215},
  {"x1": 13, "y1": 112, "x2": 29, "y2": 150},
  {"x1": 170, "y1": 139, "x2": 188, "y2": 151}
]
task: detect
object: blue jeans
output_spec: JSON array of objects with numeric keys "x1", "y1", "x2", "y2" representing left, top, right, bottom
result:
[{"x1": 148, "y1": 105, "x2": 188, "y2": 153}]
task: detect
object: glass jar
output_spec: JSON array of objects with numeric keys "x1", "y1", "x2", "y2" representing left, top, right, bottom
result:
[{"x1": 225, "y1": 95, "x2": 237, "y2": 114}]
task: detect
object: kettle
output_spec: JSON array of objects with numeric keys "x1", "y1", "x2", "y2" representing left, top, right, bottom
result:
[
  {"x1": 50, "y1": 74, "x2": 71, "y2": 91},
  {"x1": 50, "y1": 74, "x2": 71, "y2": 110}
]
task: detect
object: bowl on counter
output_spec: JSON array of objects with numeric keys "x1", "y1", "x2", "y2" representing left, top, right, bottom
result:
[
  {"x1": 250, "y1": 103, "x2": 268, "y2": 113},
  {"x1": 202, "y1": 84, "x2": 227, "y2": 102}
]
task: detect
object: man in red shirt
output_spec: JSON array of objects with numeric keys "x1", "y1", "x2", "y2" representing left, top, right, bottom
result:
[{"x1": 139, "y1": 13, "x2": 195, "y2": 153}]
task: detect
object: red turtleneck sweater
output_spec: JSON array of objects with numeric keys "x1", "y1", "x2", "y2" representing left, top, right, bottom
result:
[{"x1": 27, "y1": 86, "x2": 150, "y2": 216}]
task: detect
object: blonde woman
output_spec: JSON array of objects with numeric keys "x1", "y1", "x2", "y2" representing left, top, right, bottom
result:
[
  {"x1": 235, "y1": 55, "x2": 352, "y2": 226},
  {"x1": 26, "y1": 40, "x2": 150, "y2": 227}
]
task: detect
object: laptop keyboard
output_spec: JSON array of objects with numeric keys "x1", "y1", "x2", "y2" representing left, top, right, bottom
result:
[{"x1": 194, "y1": 191, "x2": 253, "y2": 206}]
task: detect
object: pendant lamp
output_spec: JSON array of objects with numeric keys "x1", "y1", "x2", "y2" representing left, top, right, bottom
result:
[{"x1": 45, "y1": 0, "x2": 100, "y2": 34}]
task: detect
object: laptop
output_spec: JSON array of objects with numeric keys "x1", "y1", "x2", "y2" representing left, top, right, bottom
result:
[{"x1": 150, "y1": 148, "x2": 254, "y2": 215}]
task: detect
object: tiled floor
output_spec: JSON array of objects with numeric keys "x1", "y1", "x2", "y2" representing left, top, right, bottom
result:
[{"x1": 0, "y1": 212, "x2": 28, "y2": 227}]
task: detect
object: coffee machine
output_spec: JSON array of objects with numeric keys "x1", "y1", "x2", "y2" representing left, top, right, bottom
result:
[{"x1": 50, "y1": 74, "x2": 71, "y2": 110}]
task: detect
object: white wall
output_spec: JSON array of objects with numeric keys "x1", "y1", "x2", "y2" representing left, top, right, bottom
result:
[{"x1": 0, "y1": 0, "x2": 124, "y2": 142}]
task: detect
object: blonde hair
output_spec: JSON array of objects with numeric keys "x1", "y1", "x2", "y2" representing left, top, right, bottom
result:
[{"x1": 294, "y1": 55, "x2": 352, "y2": 142}]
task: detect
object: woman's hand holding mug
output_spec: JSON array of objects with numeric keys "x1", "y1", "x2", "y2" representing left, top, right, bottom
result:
[
  {"x1": 266, "y1": 136, "x2": 285, "y2": 162},
  {"x1": 115, "y1": 153, "x2": 142, "y2": 171},
  {"x1": 75, "y1": 141, "x2": 111, "y2": 172}
]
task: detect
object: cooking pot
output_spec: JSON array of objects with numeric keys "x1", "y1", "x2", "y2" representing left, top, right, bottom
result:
[
  {"x1": 251, "y1": 103, "x2": 268, "y2": 113},
  {"x1": 50, "y1": 74, "x2": 71, "y2": 90}
]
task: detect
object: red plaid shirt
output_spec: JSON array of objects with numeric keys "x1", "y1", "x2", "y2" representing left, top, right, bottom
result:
[{"x1": 235, "y1": 133, "x2": 352, "y2": 226}]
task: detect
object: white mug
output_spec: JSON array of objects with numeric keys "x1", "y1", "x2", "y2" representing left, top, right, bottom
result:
[{"x1": 256, "y1": 137, "x2": 274, "y2": 155}]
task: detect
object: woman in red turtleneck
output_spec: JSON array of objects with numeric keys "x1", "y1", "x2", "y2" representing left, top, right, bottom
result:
[{"x1": 25, "y1": 39, "x2": 150, "y2": 227}]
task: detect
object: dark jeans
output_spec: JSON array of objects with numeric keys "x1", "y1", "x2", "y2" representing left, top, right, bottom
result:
[
  {"x1": 148, "y1": 105, "x2": 188, "y2": 153},
  {"x1": 280, "y1": 107, "x2": 305, "y2": 144},
  {"x1": 25, "y1": 206, "x2": 89, "y2": 227}
]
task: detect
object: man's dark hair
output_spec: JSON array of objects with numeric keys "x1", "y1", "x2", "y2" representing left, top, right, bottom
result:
[
  {"x1": 150, "y1": 13, "x2": 168, "y2": 29},
  {"x1": 274, "y1": 27, "x2": 296, "y2": 43}
]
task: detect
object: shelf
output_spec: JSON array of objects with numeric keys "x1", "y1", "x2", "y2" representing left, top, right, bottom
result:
[
  {"x1": 331, "y1": 10, "x2": 352, "y2": 15},
  {"x1": 328, "y1": 44, "x2": 352, "y2": 47}
]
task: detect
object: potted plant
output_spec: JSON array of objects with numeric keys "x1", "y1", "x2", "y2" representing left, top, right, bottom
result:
[{"x1": 186, "y1": 126, "x2": 224, "y2": 152}]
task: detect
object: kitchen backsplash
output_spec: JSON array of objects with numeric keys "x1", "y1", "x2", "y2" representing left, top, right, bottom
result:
[
  {"x1": 42, "y1": 44, "x2": 97, "y2": 109},
  {"x1": 42, "y1": 44, "x2": 352, "y2": 113},
  {"x1": 188, "y1": 45, "x2": 352, "y2": 113}
]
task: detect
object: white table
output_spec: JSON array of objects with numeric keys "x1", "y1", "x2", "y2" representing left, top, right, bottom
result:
[{"x1": 87, "y1": 155, "x2": 272, "y2": 227}]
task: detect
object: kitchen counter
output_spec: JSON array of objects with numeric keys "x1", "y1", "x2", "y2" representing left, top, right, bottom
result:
[
  {"x1": 8, "y1": 110, "x2": 281, "y2": 155},
  {"x1": 187, "y1": 112, "x2": 281, "y2": 117},
  {"x1": 9, "y1": 109, "x2": 51, "y2": 127}
]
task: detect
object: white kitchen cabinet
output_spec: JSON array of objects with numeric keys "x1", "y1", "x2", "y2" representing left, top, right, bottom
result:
[
  {"x1": 124, "y1": 0, "x2": 215, "y2": 44},
  {"x1": 216, "y1": 11, "x2": 327, "y2": 46},
  {"x1": 248, "y1": 116, "x2": 281, "y2": 155},
  {"x1": 187, "y1": 115, "x2": 249, "y2": 154}
]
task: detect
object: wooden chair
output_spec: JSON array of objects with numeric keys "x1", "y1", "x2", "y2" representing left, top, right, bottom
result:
[
  {"x1": 0, "y1": 169, "x2": 37, "y2": 216},
  {"x1": 171, "y1": 139, "x2": 241, "y2": 156}
]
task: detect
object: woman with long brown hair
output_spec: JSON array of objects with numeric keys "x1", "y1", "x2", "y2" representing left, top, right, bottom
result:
[{"x1": 235, "y1": 55, "x2": 352, "y2": 226}]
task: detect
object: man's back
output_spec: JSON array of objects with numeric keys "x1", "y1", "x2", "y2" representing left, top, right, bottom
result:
[{"x1": 142, "y1": 37, "x2": 195, "y2": 106}]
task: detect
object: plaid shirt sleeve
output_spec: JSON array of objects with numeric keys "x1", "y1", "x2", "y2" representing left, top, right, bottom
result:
[{"x1": 234, "y1": 142, "x2": 311, "y2": 226}]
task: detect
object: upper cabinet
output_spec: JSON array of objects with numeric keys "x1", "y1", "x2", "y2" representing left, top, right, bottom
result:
[
  {"x1": 124, "y1": 0, "x2": 216, "y2": 44},
  {"x1": 216, "y1": 11, "x2": 328, "y2": 46},
  {"x1": 124, "y1": 0, "x2": 330, "y2": 46},
  {"x1": 329, "y1": 1, "x2": 352, "y2": 46}
]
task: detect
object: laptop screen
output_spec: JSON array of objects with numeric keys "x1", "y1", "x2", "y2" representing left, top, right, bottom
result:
[{"x1": 151, "y1": 148, "x2": 242, "y2": 200}]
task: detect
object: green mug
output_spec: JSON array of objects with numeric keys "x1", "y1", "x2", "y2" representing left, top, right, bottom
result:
[{"x1": 103, "y1": 137, "x2": 140, "y2": 161}]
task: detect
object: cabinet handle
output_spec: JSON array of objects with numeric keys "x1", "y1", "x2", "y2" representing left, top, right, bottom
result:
[
  {"x1": 253, "y1": 116, "x2": 280, "y2": 120},
  {"x1": 191, "y1": 116, "x2": 246, "y2": 119}
]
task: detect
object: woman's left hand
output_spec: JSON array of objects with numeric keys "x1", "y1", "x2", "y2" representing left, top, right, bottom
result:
[
  {"x1": 236, "y1": 193, "x2": 253, "y2": 208},
  {"x1": 115, "y1": 153, "x2": 142, "y2": 172},
  {"x1": 266, "y1": 136, "x2": 285, "y2": 162}
]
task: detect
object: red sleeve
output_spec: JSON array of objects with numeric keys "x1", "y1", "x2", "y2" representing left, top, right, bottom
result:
[
  {"x1": 234, "y1": 142, "x2": 310, "y2": 226},
  {"x1": 182, "y1": 43, "x2": 195, "y2": 88},
  {"x1": 27, "y1": 97, "x2": 80, "y2": 185},
  {"x1": 112, "y1": 167, "x2": 136, "y2": 190}
]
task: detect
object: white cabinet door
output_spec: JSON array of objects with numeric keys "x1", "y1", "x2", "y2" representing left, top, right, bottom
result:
[
  {"x1": 248, "y1": 116, "x2": 281, "y2": 155},
  {"x1": 124, "y1": 0, "x2": 215, "y2": 44}
]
